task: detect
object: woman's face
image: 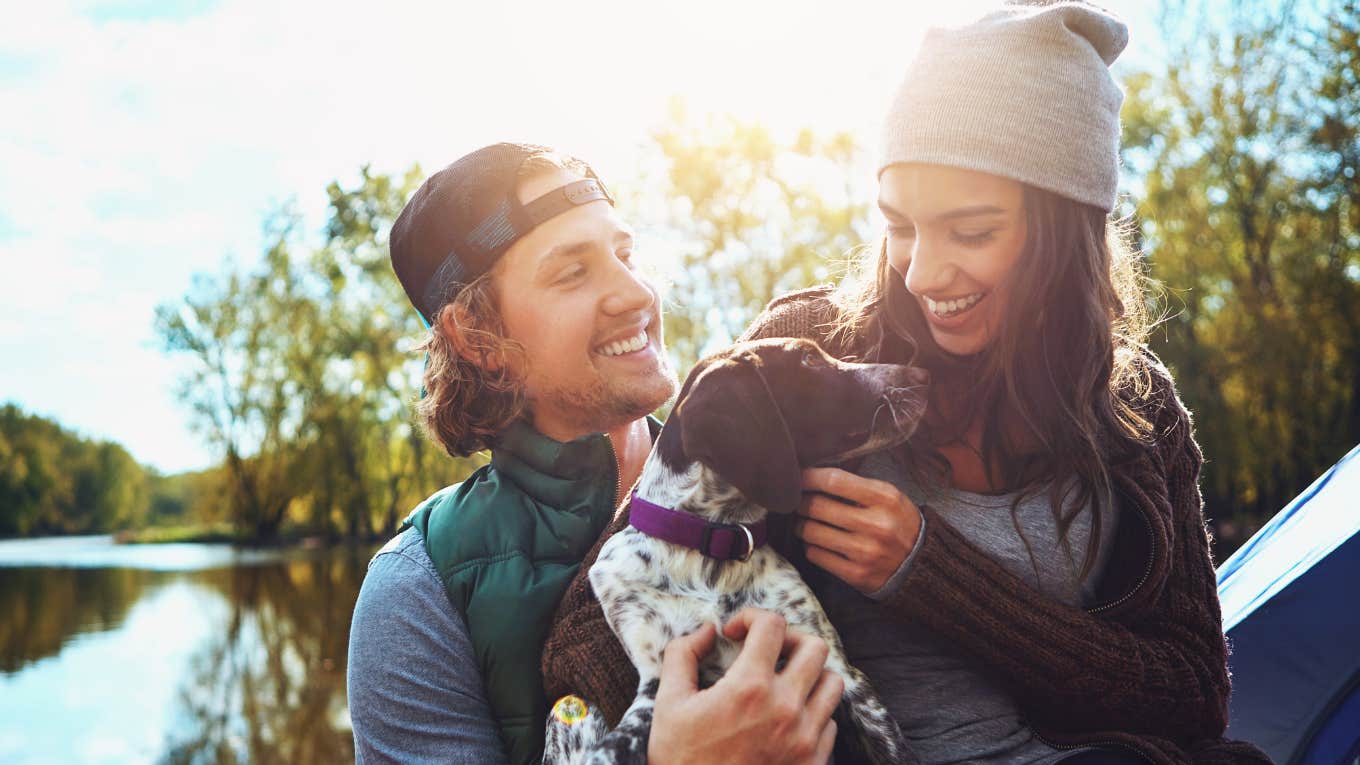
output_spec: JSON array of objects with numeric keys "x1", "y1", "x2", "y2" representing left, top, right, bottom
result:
[{"x1": 879, "y1": 163, "x2": 1027, "y2": 357}]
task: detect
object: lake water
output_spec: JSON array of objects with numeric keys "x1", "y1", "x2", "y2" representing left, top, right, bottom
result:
[{"x1": 0, "y1": 535, "x2": 380, "y2": 764}]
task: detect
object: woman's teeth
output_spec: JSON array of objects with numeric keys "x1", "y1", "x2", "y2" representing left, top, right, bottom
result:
[
  {"x1": 597, "y1": 330, "x2": 649, "y2": 357},
  {"x1": 925, "y1": 292, "x2": 986, "y2": 318}
]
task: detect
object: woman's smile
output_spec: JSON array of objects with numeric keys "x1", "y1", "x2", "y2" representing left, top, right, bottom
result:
[{"x1": 922, "y1": 290, "x2": 990, "y2": 322}]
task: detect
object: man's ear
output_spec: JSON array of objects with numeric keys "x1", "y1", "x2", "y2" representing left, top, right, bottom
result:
[
  {"x1": 438, "y1": 304, "x2": 503, "y2": 372},
  {"x1": 676, "y1": 360, "x2": 802, "y2": 515}
]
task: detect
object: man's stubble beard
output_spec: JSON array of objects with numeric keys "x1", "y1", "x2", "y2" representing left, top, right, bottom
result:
[{"x1": 530, "y1": 359, "x2": 678, "y2": 436}]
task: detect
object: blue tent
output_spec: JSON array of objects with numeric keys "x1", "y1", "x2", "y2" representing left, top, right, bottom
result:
[{"x1": 1218, "y1": 444, "x2": 1360, "y2": 764}]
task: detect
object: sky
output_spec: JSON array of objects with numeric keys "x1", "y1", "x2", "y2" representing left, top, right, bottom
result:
[{"x1": 0, "y1": 0, "x2": 1157, "y2": 474}]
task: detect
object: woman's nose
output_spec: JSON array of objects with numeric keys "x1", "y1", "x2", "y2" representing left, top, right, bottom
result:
[{"x1": 903, "y1": 238, "x2": 956, "y2": 297}]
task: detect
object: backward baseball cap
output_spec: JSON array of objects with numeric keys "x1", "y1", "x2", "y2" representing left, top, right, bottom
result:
[{"x1": 389, "y1": 142, "x2": 613, "y2": 327}]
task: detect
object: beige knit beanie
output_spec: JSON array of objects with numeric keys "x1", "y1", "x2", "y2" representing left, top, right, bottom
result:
[{"x1": 879, "y1": 1, "x2": 1128, "y2": 212}]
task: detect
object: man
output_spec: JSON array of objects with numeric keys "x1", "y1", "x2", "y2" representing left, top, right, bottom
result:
[{"x1": 347, "y1": 143, "x2": 841, "y2": 764}]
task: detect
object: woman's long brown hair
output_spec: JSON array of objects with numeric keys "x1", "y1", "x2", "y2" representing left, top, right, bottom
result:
[{"x1": 827, "y1": 185, "x2": 1157, "y2": 581}]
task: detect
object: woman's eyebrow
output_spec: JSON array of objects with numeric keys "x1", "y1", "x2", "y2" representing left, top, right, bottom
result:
[
  {"x1": 877, "y1": 200, "x2": 1008, "y2": 222},
  {"x1": 936, "y1": 204, "x2": 1007, "y2": 222}
]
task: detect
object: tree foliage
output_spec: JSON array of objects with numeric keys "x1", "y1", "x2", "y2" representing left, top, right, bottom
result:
[
  {"x1": 1122, "y1": 0, "x2": 1360, "y2": 524},
  {"x1": 640, "y1": 101, "x2": 872, "y2": 374},
  {"x1": 58, "y1": 4, "x2": 1357, "y2": 548},
  {"x1": 0, "y1": 404, "x2": 149, "y2": 536},
  {"x1": 154, "y1": 168, "x2": 481, "y2": 542}
]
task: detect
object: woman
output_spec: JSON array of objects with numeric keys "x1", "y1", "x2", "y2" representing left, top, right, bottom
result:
[{"x1": 543, "y1": 3, "x2": 1273, "y2": 763}]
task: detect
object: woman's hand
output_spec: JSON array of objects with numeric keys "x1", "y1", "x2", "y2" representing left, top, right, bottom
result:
[{"x1": 795, "y1": 467, "x2": 923, "y2": 594}]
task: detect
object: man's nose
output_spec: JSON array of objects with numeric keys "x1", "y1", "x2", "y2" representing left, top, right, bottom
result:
[{"x1": 601, "y1": 259, "x2": 655, "y2": 316}]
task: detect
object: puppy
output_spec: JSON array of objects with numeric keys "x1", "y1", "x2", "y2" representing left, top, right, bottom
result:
[{"x1": 543, "y1": 337, "x2": 929, "y2": 765}]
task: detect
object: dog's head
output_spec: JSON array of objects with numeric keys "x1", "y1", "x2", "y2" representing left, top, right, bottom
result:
[{"x1": 657, "y1": 337, "x2": 929, "y2": 516}]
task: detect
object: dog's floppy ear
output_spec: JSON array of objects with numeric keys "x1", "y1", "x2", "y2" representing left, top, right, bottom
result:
[{"x1": 675, "y1": 356, "x2": 802, "y2": 514}]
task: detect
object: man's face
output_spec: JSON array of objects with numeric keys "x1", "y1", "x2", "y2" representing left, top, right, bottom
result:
[{"x1": 492, "y1": 167, "x2": 676, "y2": 440}]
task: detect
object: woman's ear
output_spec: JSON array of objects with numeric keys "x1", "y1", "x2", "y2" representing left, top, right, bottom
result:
[{"x1": 438, "y1": 304, "x2": 503, "y2": 372}]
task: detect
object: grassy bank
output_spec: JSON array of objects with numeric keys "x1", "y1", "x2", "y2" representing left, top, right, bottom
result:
[
  {"x1": 113, "y1": 523, "x2": 244, "y2": 545},
  {"x1": 113, "y1": 523, "x2": 387, "y2": 547}
]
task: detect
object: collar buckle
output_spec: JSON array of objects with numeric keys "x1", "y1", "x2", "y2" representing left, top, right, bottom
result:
[{"x1": 700, "y1": 521, "x2": 756, "y2": 562}]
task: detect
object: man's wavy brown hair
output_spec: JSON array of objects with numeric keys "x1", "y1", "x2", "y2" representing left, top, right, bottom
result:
[{"x1": 414, "y1": 152, "x2": 589, "y2": 457}]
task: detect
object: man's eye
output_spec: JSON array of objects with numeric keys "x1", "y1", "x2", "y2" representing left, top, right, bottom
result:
[
  {"x1": 555, "y1": 266, "x2": 586, "y2": 285},
  {"x1": 617, "y1": 249, "x2": 635, "y2": 266},
  {"x1": 887, "y1": 225, "x2": 916, "y2": 239}
]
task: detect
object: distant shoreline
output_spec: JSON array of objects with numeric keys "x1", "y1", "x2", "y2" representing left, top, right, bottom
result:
[{"x1": 2, "y1": 526, "x2": 386, "y2": 548}]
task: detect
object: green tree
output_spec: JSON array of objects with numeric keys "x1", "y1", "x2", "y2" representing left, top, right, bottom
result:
[
  {"x1": 1121, "y1": 0, "x2": 1360, "y2": 531},
  {"x1": 640, "y1": 102, "x2": 873, "y2": 374},
  {"x1": 0, "y1": 405, "x2": 151, "y2": 536},
  {"x1": 157, "y1": 170, "x2": 483, "y2": 543},
  {"x1": 155, "y1": 215, "x2": 318, "y2": 542}
]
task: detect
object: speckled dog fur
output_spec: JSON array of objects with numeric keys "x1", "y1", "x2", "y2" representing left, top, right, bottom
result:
[{"x1": 542, "y1": 338, "x2": 928, "y2": 765}]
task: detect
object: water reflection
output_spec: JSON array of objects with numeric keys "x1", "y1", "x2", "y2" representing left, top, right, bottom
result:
[
  {"x1": 0, "y1": 565, "x2": 160, "y2": 672},
  {"x1": 0, "y1": 537, "x2": 378, "y2": 764}
]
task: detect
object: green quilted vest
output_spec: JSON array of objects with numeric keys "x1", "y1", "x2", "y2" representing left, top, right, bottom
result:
[{"x1": 403, "y1": 417, "x2": 660, "y2": 765}]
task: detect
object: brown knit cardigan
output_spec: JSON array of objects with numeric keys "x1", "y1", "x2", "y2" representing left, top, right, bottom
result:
[{"x1": 541, "y1": 288, "x2": 1273, "y2": 764}]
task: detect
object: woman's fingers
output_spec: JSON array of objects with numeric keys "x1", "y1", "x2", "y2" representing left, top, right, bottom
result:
[
  {"x1": 801, "y1": 467, "x2": 898, "y2": 507},
  {"x1": 795, "y1": 515, "x2": 862, "y2": 558},
  {"x1": 797, "y1": 491, "x2": 866, "y2": 533},
  {"x1": 803, "y1": 542, "x2": 867, "y2": 589}
]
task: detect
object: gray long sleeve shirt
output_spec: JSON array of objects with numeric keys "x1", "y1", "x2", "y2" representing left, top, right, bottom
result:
[{"x1": 348, "y1": 529, "x2": 508, "y2": 764}]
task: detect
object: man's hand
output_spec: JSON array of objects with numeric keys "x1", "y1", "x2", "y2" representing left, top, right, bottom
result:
[
  {"x1": 647, "y1": 609, "x2": 842, "y2": 765},
  {"x1": 796, "y1": 467, "x2": 923, "y2": 594}
]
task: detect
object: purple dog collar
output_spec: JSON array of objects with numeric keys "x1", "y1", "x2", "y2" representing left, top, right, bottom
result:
[{"x1": 628, "y1": 492, "x2": 767, "y2": 562}]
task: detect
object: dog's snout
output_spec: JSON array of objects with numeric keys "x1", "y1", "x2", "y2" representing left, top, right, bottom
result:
[{"x1": 890, "y1": 365, "x2": 929, "y2": 389}]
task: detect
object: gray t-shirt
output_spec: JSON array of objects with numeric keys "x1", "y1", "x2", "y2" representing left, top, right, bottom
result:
[
  {"x1": 348, "y1": 528, "x2": 508, "y2": 764},
  {"x1": 808, "y1": 451, "x2": 1120, "y2": 765}
]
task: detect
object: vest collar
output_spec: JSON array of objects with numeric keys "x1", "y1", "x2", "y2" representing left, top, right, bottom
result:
[{"x1": 489, "y1": 416, "x2": 663, "y2": 515}]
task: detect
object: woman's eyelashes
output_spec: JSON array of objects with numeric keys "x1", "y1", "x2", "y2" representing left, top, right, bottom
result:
[
  {"x1": 886, "y1": 224, "x2": 998, "y2": 247},
  {"x1": 954, "y1": 229, "x2": 998, "y2": 246}
]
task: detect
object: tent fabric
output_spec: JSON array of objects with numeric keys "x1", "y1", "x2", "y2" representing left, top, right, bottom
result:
[
  {"x1": 1298, "y1": 679, "x2": 1360, "y2": 765},
  {"x1": 1217, "y1": 444, "x2": 1360, "y2": 765}
]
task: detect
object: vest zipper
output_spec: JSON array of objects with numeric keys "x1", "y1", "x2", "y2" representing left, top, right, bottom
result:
[{"x1": 606, "y1": 437, "x2": 624, "y2": 508}]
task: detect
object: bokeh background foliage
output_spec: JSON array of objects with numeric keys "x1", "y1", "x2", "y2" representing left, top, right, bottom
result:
[{"x1": 2, "y1": 0, "x2": 1356, "y2": 559}]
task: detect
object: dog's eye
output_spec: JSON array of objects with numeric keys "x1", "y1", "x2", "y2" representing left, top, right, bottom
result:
[{"x1": 801, "y1": 352, "x2": 820, "y2": 367}]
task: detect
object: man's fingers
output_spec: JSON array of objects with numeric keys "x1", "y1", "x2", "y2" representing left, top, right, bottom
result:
[
  {"x1": 804, "y1": 668, "x2": 845, "y2": 727},
  {"x1": 658, "y1": 622, "x2": 716, "y2": 699},
  {"x1": 813, "y1": 718, "x2": 838, "y2": 765},
  {"x1": 779, "y1": 630, "x2": 831, "y2": 699},
  {"x1": 723, "y1": 609, "x2": 788, "y2": 678}
]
